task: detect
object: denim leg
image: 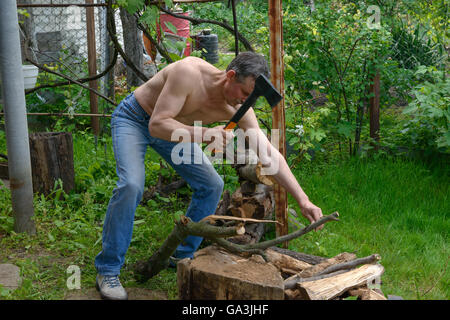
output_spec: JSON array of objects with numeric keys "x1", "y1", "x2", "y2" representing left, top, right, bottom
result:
[
  {"x1": 149, "y1": 142, "x2": 224, "y2": 259},
  {"x1": 95, "y1": 116, "x2": 149, "y2": 276}
]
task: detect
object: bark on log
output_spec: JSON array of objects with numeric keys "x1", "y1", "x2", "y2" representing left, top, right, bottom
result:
[
  {"x1": 29, "y1": 132, "x2": 74, "y2": 195},
  {"x1": 269, "y1": 247, "x2": 326, "y2": 265},
  {"x1": 296, "y1": 264, "x2": 385, "y2": 300},
  {"x1": 284, "y1": 252, "x2": 357, "y2": 289},
  {"x1": 265, "y1": 249, "x2": 312, "y2": 274},
  {"x1": 135, "y1": 212, "x2": 339, "y2": 282},
  {"x1": 134, "y1": 216, "x2": 246, "y2": 282},
  {"x1": 238, "y1": 162, "x2": 275, "y2": 186},
  {"x1": 177, "y1": 245, "x2": 284, "y2": 300}
]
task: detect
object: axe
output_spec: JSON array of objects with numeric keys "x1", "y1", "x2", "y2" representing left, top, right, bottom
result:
[
  {"x1": 212, "y1": 74, "x2": 282, "y2": 154},
  {"x1": 224, "y1": 73, "x2": 282, "y2": 131}
]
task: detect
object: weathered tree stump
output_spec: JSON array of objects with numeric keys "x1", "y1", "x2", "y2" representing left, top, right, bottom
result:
[
  {"x1": 177, "y1": 245, "x2": 285, "y2": 300},
  {"x1": 29, "y1": 132, "x2": 74, "y2": 195}
]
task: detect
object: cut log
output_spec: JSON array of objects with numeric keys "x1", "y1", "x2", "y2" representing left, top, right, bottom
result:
[
  {"x1": 269, "y1": 247, "x2": 326, "y2": 265},
  {"x1": 238, "y1": 162, "x2": 275, "y2": 186},
  {"x1": 347, "y1": 287, "x2": 387, "y2": 300},
  {"x1": 28, "y1": 132, "x2": 74, "y2": 195},
  {"x1": 265, "y1": 249, "x2": 312, "y2": 274},
  {"x1": 296, "y1": 263, "x2": 385, "y2": 300},
  {"x1": 177, "y1": 245, "x2": 285, "y2": 300}
]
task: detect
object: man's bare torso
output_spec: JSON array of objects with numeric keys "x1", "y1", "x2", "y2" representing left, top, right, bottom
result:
[{"x1": 134, "y1": 57, "x2": 237, "y2": 125}]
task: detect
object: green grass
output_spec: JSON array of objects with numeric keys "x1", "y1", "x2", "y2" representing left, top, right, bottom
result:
[
  {"x1": 0, "y1": 132, "x2": 448, "y2": 300},
  {"x1": 286, "y1": 156, "x2": 449, "y2": 300}
]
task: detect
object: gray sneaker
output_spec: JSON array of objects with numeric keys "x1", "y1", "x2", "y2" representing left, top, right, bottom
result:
[{"x1": 96, "y1": 275, "x2": 128, "y2": 300}]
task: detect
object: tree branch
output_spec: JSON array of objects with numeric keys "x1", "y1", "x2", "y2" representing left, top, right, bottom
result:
[{"x1": 134, "y1": 212, "x2": 340, "y2": 282}]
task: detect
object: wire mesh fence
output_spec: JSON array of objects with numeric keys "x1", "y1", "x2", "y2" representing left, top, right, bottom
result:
[{"x1": 19, "y1": 1, "x2": 121, "y2": 95}]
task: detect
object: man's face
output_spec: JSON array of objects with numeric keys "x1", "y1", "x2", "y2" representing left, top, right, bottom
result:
[{"x1": 224, "y1": 71, "x2": 255, "y2": 107}]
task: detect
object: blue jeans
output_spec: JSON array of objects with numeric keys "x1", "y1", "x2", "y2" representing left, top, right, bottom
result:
[{"x1": 95, "y1": 93, "x2": 224, "y2": 276}]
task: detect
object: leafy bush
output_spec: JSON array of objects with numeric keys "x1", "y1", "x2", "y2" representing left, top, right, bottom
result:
[{"x1": 402, "y1": 66, "x2": 450, "y2": 153}]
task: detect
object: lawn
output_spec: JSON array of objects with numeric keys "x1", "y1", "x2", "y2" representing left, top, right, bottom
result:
[{"x1": 0, "y1": 133, "x2": 448, "y2": 300}]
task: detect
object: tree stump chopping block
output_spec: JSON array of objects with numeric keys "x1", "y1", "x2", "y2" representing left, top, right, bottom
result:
[
  {"x1": 177, "y1": 245, "x2": 285, "y2": 300},
  {"x1": 29, "y1": 132, "x2": 75, "y2": 195}
]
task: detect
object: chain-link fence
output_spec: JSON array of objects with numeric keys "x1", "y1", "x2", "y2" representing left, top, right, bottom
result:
[{"x1": 19, "y1": 0, "x2": 123, "y2": 95}]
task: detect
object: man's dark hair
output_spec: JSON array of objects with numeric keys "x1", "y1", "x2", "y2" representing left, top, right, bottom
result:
[{"x1": 226, "y1": 52, "x2": 269, "y2": 82}]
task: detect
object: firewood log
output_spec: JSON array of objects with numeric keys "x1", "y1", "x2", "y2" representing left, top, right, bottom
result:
[{"x1": 296, "y1": 264, "x2": 385, "y2": 300}]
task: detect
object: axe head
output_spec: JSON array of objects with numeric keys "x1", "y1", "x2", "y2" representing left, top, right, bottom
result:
[{"x1": 254, "y1": 74, "x2": 282, "y2": 108}]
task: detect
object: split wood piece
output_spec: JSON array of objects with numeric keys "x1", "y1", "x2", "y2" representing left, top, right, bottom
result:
[
  {"x1": 269, "y1": 247, "x2": 326, "y2": 266},
  {"x1": 285, "y1": 270, "x2": 349, "y2": 291},
  {"x1": 284, "y1": 252, "x2": 357, "y2": 290},
  {"x1": 296, "y1": 264, "x2": 385, "y2": 300},
  {"x1": 201, "y1": 215, "x2": 281, "y2": 225},
  {"x1": 265, "y1": 249, "x2": 312, "y2": 274},
  {"x1": 347, "y1": 287, "x2": 387, "y2": 300},
  {"x1": 177, "y1": 245, "x2": 285, "y2": 300}
]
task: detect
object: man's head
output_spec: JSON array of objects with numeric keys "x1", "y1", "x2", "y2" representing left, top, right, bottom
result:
[
  {"x1": 224, "y1": 52, "x2": 269, "y2": 106},
  {"x1": 226, "y1": 52, "x2": 270, "y2": 82}
]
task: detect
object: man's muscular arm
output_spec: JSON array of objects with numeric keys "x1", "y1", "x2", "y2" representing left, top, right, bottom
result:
[
  {"x1": 148, "y1": 65, "x2": 202, "y2": 142},
  {"x1": 237, "y1": 109, "x2": 324, "y2": 228}
]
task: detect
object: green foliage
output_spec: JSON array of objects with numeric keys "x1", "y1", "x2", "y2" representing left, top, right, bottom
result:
[
  {"x1": 402, "y1": 66, "x2": 450, "y2": 152},
  {"x1": 390, "y1": 20, "x2": 447, "y2": 70}
]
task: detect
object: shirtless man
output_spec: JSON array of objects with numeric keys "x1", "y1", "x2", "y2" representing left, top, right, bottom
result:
[{"x1": 94, "y1": 52, "x2": 323, "y2": 300}]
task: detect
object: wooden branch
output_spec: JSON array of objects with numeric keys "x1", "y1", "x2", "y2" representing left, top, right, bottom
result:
[
  {"x1": 25, "y1": 47, "x2": 118, "y2": 95},
  {"x1": 106, "y1": 0, "x2": 149, "y2": 83},
  {"x1": 298, "y1": 252, "x2": 357, "y2": 278},
  {"x1": 134, "y1": 216, "x2": 247, "y2": 282},
  {"x1": 135, "y1": 212, "x2": 339, "y2": 282},
  {"x1": 156, "y1": 4, "x2": 254, "y2": 52},
  {"x1": 210, "y1": 212, "x2": 339, "y2": 258},
  {"x1": 24, "y1": 59, "x2": 116, "y2": 106},
  {"x1": 201, "y1": 214, "x2": 281, "y2": 225},
  {"x1": 315, "y1": 254, "x2": 381, "y2": 276}
]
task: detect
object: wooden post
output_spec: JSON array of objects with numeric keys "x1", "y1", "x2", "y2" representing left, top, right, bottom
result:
[
  {"x1": 86, "y1": 0, "x2": 99, "y2": 136},
  {"x1": 269, "y1": 0, "x2": 288, "y2": 245},
  {"x1": 369, "y1": 70, "x2": 380, "y2": 151}
]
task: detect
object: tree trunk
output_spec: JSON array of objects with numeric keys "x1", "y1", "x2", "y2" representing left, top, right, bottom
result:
[
  {"x1": 119, "y1": 7, "x2": 144, "y2": 89},
  {"x1": 17, "y1": 0, "x2": 37, "y2": 64},
  {"x1": 29, "y1": 132, "x2": 75, "y2": 195}
]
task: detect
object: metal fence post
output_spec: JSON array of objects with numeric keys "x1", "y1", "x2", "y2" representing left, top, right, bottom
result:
[{"x1": 0, "y1": 0, "x2": 36, "y2": 234}]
